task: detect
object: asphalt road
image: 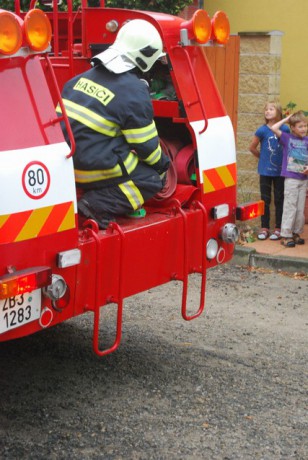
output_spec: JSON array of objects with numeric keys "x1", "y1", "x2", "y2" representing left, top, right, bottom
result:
[{"x1": 0, "y1": 264, "x2": 307, "y2": 460}]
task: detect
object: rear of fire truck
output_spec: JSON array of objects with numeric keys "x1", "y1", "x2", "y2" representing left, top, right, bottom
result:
[
  {"x1": 0, "y1": 7, "x2": 80, "y2": 341},
  {"x1": 0, "y1": 2, "x2": 263, "y2": 356}
]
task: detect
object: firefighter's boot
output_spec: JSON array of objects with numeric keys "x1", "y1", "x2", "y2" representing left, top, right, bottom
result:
[{"x1": 78, "y1": 199, "x2": 114, "y2": 229}]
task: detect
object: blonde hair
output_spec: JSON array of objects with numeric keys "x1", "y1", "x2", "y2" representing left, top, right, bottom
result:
[
  {"x1": 264, "y1": 101, "x2": 283, "y2": 122},
  {"x1": 289, "y1": 110, "x2": 308, "y2": 126}
]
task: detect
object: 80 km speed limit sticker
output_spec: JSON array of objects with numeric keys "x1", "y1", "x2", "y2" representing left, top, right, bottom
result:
[{"x1": 22, "y1": 161, "x2": 51, "y2": 199}]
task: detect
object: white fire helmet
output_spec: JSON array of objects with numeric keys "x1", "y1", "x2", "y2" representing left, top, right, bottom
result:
[{"x1": 93, "y1": 19, "x2": 165, "y2": 74}]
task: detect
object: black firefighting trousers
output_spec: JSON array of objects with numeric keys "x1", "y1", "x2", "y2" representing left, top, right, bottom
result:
[{"x1": 80, "y1": 162, "x2": 164, "y2": 217}]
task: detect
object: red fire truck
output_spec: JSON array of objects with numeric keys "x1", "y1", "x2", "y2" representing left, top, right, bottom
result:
[{"x1": 0, "y1": 1, "x2": 263, "y2": 356}]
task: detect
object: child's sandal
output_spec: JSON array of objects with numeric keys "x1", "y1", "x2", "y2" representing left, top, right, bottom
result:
[
  {"x1": 281, "y1": 238, "x2": 295, "y2": 248},
  {"x1": 293, "y1": 233, "x2": 305, "y2": 245},
  {"x1": 257, "y1": 229, "x2": 270, "y2": 240},
  {"x1": 269, "y1": 229, "x2": 281, "y2": 240}
]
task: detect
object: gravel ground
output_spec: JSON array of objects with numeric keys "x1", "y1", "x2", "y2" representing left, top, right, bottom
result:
[{"x1": 0, "y1": 264, "x2": 307, "y2": 460}]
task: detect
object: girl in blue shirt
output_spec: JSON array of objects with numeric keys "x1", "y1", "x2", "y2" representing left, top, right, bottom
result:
[{"x1": 249, "y1": 101, "x2": 290, "y2": 240}]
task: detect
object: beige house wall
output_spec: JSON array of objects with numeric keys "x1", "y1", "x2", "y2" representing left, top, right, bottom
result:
[
  {"x1": 184, "y1": 2, "x2": 307, "y2": 226},
  {"x1": 203, "y1": 0, "x2": 308, "y2": 111},
  {"x1": 202, "y1": 1, "x2": 300, "y2": 227}
]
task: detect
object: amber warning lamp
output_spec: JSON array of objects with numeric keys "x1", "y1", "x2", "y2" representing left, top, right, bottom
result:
[
  {"x1": 23, "y1": 9, "x2": 52, "y2": 52},
  {"x1": 0, "y1": 8, "x2": 51, "y2": 56},
  {"x1": 0, "y1": 10, "x2": 23, "y2": 55},
  {"x1": 180, "y1": 9, "x2": 212, "y2": 45},
  {"x1": 211, "y1": 11, "x2": 230, "y2": 45}
]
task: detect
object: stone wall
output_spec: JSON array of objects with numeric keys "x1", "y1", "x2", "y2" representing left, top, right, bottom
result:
[{"x1": 236, "y1": 31, "x2": 283, "y2": 224}]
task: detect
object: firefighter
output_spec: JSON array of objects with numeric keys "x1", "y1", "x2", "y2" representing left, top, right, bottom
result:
[{"x1": 57, "y1": 19, "x2": 170, "y2": 228}]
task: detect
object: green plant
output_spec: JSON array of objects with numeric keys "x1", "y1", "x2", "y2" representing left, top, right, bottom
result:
[
  {"x1": 237, "y1": 224, "x2": 257, "y2": 244},
  {"x1": 283, "y1": 101, "x2": 308, "y2": 117},
  {"x1": 4, "y1": 0, "x2": 193, "y2": 16},
  {"x1": 105, "y1": 0, "x2": 193, "y2": 15},
  {"x1": 282, "y1": 101, "x2": 297, "y2": 117}
]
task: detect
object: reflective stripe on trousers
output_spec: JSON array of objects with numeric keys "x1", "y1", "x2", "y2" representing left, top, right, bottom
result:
[{"x1": 81, "y1": 162, "x2": 164, "y2": 216}]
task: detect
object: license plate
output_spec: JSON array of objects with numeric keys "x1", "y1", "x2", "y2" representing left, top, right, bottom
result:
[{"x1": 0, "y1": 289, "x2": 41, "y2": 334}]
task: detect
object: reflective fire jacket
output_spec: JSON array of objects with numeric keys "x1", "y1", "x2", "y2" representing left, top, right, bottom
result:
[{"x1": 57, "y1": 64, "x2": 169, "y2": 189}]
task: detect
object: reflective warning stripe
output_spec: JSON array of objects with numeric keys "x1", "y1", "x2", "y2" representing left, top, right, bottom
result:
[
  {"x1": 144, "y1": 144, "x2": 162, "y2": 166},
  {"x1": 203, "y1": 163, "x2": 237, "y2": 193},
  {"x1": 0, "y1": 202, "x2": 75, "y2": 244},
  {"x1": 74, "y1": 151, "x2": 139, "y2": 183},
  {"x1": 119, "y1": 180, "x2": 144, "y2": 210},
  {"x1": 122, "y1": 121, "x2": 157, "y2": 144},
  {"x1": 57, "y1": 100, "x2": 121, "y2": 137}
]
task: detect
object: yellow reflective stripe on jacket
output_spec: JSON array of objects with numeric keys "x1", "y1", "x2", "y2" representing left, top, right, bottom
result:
[
  {"x1": 124, "y1": 152, "x2": 139, "y2": 174},
  {"x1": 118, "y1": 180, "x2": 144, "y2": 210},
  {"x1": 122, "y1": 121, "x2": 157, "y2": 144},
  {"x1": 143, "y1": 144, "x2": 162, "y2": 166},
  {"x1": 57, "y1": 99, "x2": 121, "y2": 138},
  {"x1": 74, "y1": 152, "x2": 138, "y2": 183}
]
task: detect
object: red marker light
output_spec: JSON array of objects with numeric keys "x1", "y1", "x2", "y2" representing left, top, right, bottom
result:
[
  {"x1": 39, "y1": 307, "x2": 53, "y2": 328},
  {"x1": 236, "y1": 200, "x2": 264, "y2": 221},
  {"x1": 0, "y1": 267, "x2": 51, "y2": 299}
]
